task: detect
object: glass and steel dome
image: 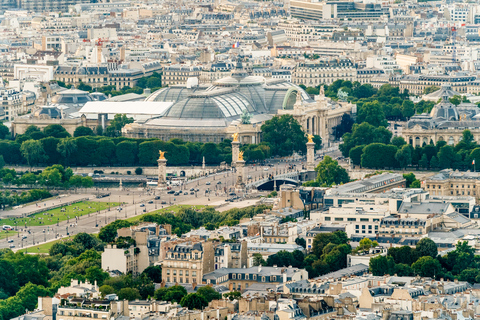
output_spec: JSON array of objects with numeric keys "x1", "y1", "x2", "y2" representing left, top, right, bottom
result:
[
  {"x1": 143, "y1": 63, "x2": 311, "y2": 128},
  {"x1": 145, "y1": 85, "x2": 207, "y2": 102},
  {"x1": 163, "y1": 89, "x2": 255, "y2": 119}
]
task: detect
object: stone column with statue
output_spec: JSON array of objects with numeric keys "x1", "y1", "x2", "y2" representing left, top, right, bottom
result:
[
  {"x1": 157, "y1": 150, "x2": 168, "y2": 190},
  {"x1": 306, "y1": 134, "x2": 317, "y2": 180},
  {"x1": 235, "y1": 151, "x2": 246, "y2": 191},
  {"x1": 231, "y1": 132, "x2": 240, "y2": 168}
]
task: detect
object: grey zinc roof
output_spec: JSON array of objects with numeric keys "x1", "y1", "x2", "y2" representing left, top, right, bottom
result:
[
  {"x1": 314, "y1": 264, "x2": 368, "y2": 281},
  {"x1": 398, "y1": 202, "x2": 450, "y2": 215}
]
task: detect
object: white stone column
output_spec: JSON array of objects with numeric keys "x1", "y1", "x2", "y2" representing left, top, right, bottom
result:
[
  {"x1": 232, "y1": 140, "x2": 240, "y2": 167},
  {"x1": 235, "y1": 160, "x2": 246, "y2": 192},
  {"x1": 307, "y1": 141, "x2": 315, "y2": 172},
  {"x1": 157, "y1": 158, "x2": 167, "y2": 190}
]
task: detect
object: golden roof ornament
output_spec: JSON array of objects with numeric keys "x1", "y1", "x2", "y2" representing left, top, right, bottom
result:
[
  {"x1": 307, "y1": 134, "x2": 314, "y2": 143},
  {"x1": 232, "y1": 132, "x2": 239, "y2": 142},
  {"x1": 238, "y1": 151, "x2": 244, "y2": 161},
  {"x1": 159, "y1": 150, "x2": 167, "y2": 160}
]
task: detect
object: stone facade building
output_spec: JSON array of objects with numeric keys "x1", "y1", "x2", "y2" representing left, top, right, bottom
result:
[
  {"x1": 161, "y1": 241, "x2": 215, "y2": 285},
  {"x1": 402, "y1": 85, "x2": 480, "y2": 147}
]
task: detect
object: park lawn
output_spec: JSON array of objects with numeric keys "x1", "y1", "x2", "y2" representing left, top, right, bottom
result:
[
  {"x1": 17, "y1": 236, "x2": 74, "y2": 254},
  {"x1": 0, "y1": 201, "x2": 121, "y2": 228},
  {"x1": 126, "y1": 204, "x2": 208, "y2": 222}
]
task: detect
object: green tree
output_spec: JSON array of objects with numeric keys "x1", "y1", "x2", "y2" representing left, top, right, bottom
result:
[
  {"x1": 156, "y1": 285, "x2": 187, "y2": 302},
  {"x1": 391, "y1": 136, "x2": 407, "y2": 147},
  {"x1": 295, "y1": 237, "x2": 306, "y2": 248},
  {"x1": 20, "y1": 140, "x2": 47, "y2": 167},
  {"x1": 85, "y1": 266, "x2": 109, "y2": 286},
  {"x1": 449, "y1": 95, "x2": 462, "y2": 106},
  {"x1": 74, "y1": 126, "x2": 95, "y2": 137},
  {"x1": 77, "y1": 82, "x2": 92, "y2": 92},
  {"x1": 116, "y1": 141, "x2": 137, "y2": 165},
  {"x1": 105, "y1": 114, "x2": 134, "y2": 137},
  {"x1": 43, "y1": 124, "x2": 70, "y2": 138},
  {"x1": 419, "y1": 154, "x2": 428, "y2": 169},
  {"x1": 311, "y1": 231, "x2": 349, "y2": 259},
  {"x1": 412, "y1": 256, "x2": 443, "y2": 278},
  {"x1": 57, "y1": 138, "x2": 77, "y2": 166},
  {"x1": 423, "y1": 86, "x2": 439, "y2": 94},
  {"x1": 403, "y1": 173, "x2": 417, "y2": 188},
  {"x1": 357, "y1": 101, "x2": 388, "y2": 127},
  {"x1": 252, "y1": 253, "x2": 266, "y2": 266},
  {"x1": 223, "y1": 291, "x2": 241, "y2": 301},
  {"x1": 388, "y1": 246, "x2": 417, "y2": 265},
  {"x1": 340, "y1": 123, "x2": 392, "y2": 157},
  {"x1": 0, "y1": 259, "x2": 19, "y2": 297},
  {"x1": 312, "y1": 156, "x2": 349, "y2": 186},
  {"x1": 180, "y1": 293, "x2": 208, "y2": 310},
  {"x1": 99, "y1": 220, "x2": 133, "y2": 243},
  {"x1": 196, "y1": 286, "x2": 221, "y2": 302},
  {"x1": 430, "y1": 156, "x2": 439, "y2": 168},
  {"x1": 415, "y1": 238, "x2": 438, "y2": 258},
  {"x1": 99, "y1": 285, "x2": 115, "y2": 297},
  {"x1": 261, "y1": 115, "x2": 307, "y2": 156},
  {"x1": 395, "y1": 145, "x2": 412, "y2": 169},
  {"x1": 349, "y1": 145, "x2": 365, "y2": 166},
  {"x1": 117, "y1": 287, "x2": 141, "y2": 300},
  {"x1": 401, "y1": 100, "x2": 415, "y2": 119},
  {"x1": 142, "y1": 266, "x2": 162, "y2": 283},
  {"x1": 355, "y1": 238, "x2": 378, "y2": 253},
  {"x1": 369, "y1": 255, "x2": 395, "y2": 276},
  {"x1": 361, "y1": 143, "x2": 398, "y2": 168},
  {"x1": 438, "y1": 145, "x2": 457, "y2": 168},
  {"x1": 0, "y1": 123, "x2": 9, "y2": 139}
]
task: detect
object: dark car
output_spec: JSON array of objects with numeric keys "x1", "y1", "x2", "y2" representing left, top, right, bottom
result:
[
  {"x1": 229, "y1": 192, "x2": 236, "y2": 196},
  {"x1": 155, "y1": 196, "x2": 161, "y2": 200},
  {"x1": 148, "y1": 200, "x2": 153, "y2": 204},
  {"x1": 217, "y1": 181, "x2": 222, "y2": 184},
  {"x1": 167, "y1": 190, "x2": 175, "y2": 194},
  {"x1": 161, "y1": 201, "x2": 167, "y2": 204},
  {"x1": 190, "y1": 188, "x2": 195, "y2": 191},
  {"x1": 190, "y1": 191, "x2": 195, "y2": 195}
]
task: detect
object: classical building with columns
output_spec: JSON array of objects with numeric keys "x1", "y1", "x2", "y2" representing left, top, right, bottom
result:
[
  {"x1": 402, "y1": 86, "x2": 480, "y2": 147},
  {"x1": 123, "y1": 63, "x2": 355, "y2": 146}
]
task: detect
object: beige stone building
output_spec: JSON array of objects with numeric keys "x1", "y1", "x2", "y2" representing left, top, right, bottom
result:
[
  {"x1": 125, "y1": 66, "x2": 355, "y2": 146},
  {"x1": 161, "y1": 65, "x2": 202, "y2": 86},
  {"x1": 402, "y1": 87, "x2": 480, "y2": 147},
  {"x1": 162, "y1": 241, "x2": 215, "y2": 285},
  {"x1": 398, "y1": 74, "x2": 475, "y2": 96},
  {"x1": 292, "y1": 58, "x2": 357, "y2": 86}
]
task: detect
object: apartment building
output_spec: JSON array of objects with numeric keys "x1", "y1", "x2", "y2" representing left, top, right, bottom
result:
[
  {"x1": 162, "y1": 65, "x2": 201, "y2": 86},
  {"x1": 101, "y1": 223, "x2": 166, "y2": 275},
  {"x1": 292, "y1": 59, "x2": 356, "y2": 86},
  {"x1": 0, "y1": 87, "x2": 24, "y2": 121},
  {"x1": 398, "y1": 74, "x2": 475, "y2": 95},
  {"x1": 214, "y1": 242, "x2": 248, "y2": 270},
  {"x1": 15, "y1": 0, "x2": 91, "y2": 12},
  {"x1": 162, "y1": 241, "x2": 215, "y2": 285},
  {"x1": 203, "y1": 265, "x2": 308, "y2": 291},
  {"x1": 290, "y1": 0, "x2": 387, "y2": 21},
  {"x1": 424, "y1": 169, "x2": 480, "y2": 201}
]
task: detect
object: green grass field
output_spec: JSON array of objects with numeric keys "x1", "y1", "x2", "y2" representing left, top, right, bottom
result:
[
  {"x1": 0, "y1": 201, "x2": 121, "y2": 228},
  {"x1": 126, "y1": 204, "x2": 208, "y2": 222},
  {"x1": 17, "y1": 236, "x2": 74, "y2": 254}
]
